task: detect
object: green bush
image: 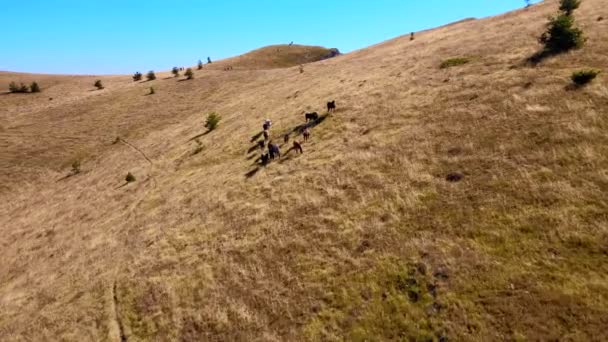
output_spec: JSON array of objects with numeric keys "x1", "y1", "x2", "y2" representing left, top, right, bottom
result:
[
  {"x1": 133, "y1": 72, "x2": 142, "y2": 81},
  {"x1": 146, "y1": 70, "x2": 156, "y2": 81},
  {"x1": 440, "y1": 57, "x2": 469, "y2": 69},
  {"x1": 539, "y1": 14, "x2": 584, "y2": 53},
  {"x1": 205, "y1": 112, "x2": 221, "y2": 131},
  {"x1": 172, "y1": 67, "x2": 179, "y2": 77},
  {"x1": 125, "y1": 172, "x2": 136, "y2": 183},
  {"x1": 184, "y1": 68, "x2": 194, "y2": 80},
  {"x1": 197, "y1": 60, "x2": 203, "y2": 70},
  {"x1": 30, "y1": 82, "x2": 40, "y2": 93},
  {"x1": 8, "y1": 81, "x2": 19, "y2": 93},
  {"x1": 9, "y1": 81, "x2": 29, "y2": 93},
  {"x1": 71, "y1": 160, "x2": 81, "y2": 174},
  {"x1": 94, "y1": 80, "x2": 104, "y2": 90},
  {"x1": 559, "y1": 0, "x2": 580, "y2": 15},
  {"x1": 571, "y1": 69, "x2": 601, "y2": 85}
]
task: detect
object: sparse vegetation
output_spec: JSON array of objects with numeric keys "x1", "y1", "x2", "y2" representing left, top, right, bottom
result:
[
  {"x1": 71, "y1": 160, "x2": 81, "y2": 174},
  {"x1": 559, "y1": 0, "x2": 580, "y2": 15},
  {"x1": 146, "y1": 70, "x2": 156, "y2": 81},
  {"x1": 440, "y1": 57, "x2": 470, "y2": 68},
  {"x1": 184, "y1": 68, "x2": 194, "y2": 80},
  {"x1": 204, "y1": 112, "x2": 221, "y2": 131},
  {"x1": 30, "y1": 82, "x2": 40, "y2": 93},
  {"x1": 149, "y1": 86, "x2": 155, "y2": 95},
  {"x1": 539, "y1": 13, "x2": 584, "y2": 53},
  {"x1": 94, "y1": 80, "x2": 104, "y2": 90},
  {"x1": 8, "y1": 81, "x2": 29, "y2": 93},
  {"x1": 410, "y1": 32, "x2": 415, "y2": 40},
  {"x1": 571, "y1": 69, "x2": 601, "y2": 85},
  {"x1": 132, "y1": 72, "x2": 142, "y2": 81},
  {"x1": 197, "y1": 60, "x2": 203, "y2": 70},
  {"x1": 172, "y1": 67, "x2": 179, "y2": 77},
  {"x1": 125, "y1": 172, "x2": 136, "y2": 183}
]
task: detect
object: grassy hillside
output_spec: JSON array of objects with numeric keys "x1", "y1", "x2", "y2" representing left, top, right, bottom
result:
[
  {"x1": 1, "y1": 0, "x2": 608, "y2": 340},
  {"x1": 205, "y1": 44, "x2": 340, "y2": 70}
]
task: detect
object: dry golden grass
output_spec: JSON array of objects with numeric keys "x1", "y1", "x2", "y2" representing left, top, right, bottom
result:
[{"x1": 1, "y1": 0, "x2": 608, "y2": 340}]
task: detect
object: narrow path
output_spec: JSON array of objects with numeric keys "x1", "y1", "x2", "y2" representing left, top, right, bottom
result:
[{"x1": 110, "y1": 281, "x2": 128, "y2": 342}]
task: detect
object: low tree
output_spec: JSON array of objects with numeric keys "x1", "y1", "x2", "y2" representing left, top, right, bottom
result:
[
  {"x1": 197, "y1": 60, "x2": 203, "y2": 70},
  {"x1": 71, "y1": 160, "x2": 81, "y2": 174},
  {"x1": 172, "y1": 67, "x2": 180, "y2": 77},
  {"x1": 559, "y1": 0, "x2": 580, "y2": 15},
  {"x1": 9, "y1": 82, "x2": 29, "y2": 93},
  {"x1": 205, "y1": 112, "x2": 221, "y2": 131},
  {"x1": 207, "y1": 57, "x2": 212, "y2": 64},
  {"x1": 571, "y1": 69, "x2": 601, "y2": 85},
  {"x1": 132, "y1": 72, "x2": 143, "y2": 81},
  {"x1": 525, "y1": 0, "x2": 532, "y2": 8},
  {"x1": 8, "y1": 81, "x2": 19, "y2": 93},
  {"x1": 184, "y1": 68, "x2": 194, "y2": 79},
  {"x1": 539, "y1": 13, "x2": 584, "y2": 53},
  {"x1": 146, "y1": 70, "x2": 156, "y2": 81},
  {"x1": 30, "y1": 82, "x2": 40, "y2": 93},
  {"x1": 94, "y1": 80, "x2": 104, "y2": 90},
  {"x1": 125, "y1": 172, "x2": 136, "y2": 183}
]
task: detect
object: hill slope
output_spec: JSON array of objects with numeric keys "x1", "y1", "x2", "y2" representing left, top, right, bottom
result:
[{"x1": 1, "y1": 0, "x2": 608, "y2": 340}]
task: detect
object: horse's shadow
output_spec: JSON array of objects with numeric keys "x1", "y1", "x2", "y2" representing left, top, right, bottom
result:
[{"x1": 287, "y1": 113, "x2": 329, "y2": 138}]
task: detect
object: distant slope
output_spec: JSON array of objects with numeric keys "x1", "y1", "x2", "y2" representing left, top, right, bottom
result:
[
  {"x1": 1, "y1": 0, "x2": 608, "y2": 341},
  {"x1": 206, "y1": 44, "x2": 340, "y2": 70}
]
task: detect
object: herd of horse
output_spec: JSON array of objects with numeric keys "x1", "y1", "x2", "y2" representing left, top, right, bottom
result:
[{"x1": 256, "y1": 100, "x2": 337, "y2": 166}]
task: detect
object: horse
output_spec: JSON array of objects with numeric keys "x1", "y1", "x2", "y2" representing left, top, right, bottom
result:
[
  {"x1": 327, "y1": 101, "x2": 336, "y2": 112},
  {"x1": 305, "y1": 112, "x2": 319, "y2": 122}
]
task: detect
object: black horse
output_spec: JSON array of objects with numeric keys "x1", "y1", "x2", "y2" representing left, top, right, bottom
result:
[
  {"x1": 305, "y1": 112, "x2": 319, "y2": 122},
  {"x1": 327, "y1": 101, "x2": 336, "y2": 112}
]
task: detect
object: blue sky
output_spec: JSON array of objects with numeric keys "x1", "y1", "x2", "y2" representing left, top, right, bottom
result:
[{"x1": 1, "y1": 0, "x2": 538, "y2": 75}]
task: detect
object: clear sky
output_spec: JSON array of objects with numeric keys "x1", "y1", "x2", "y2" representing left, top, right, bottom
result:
[{"x1": 1, "y1": 0, "x2": 539, "y2": 75}]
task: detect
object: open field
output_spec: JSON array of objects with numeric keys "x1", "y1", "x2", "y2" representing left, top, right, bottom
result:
[{"x1": 1, "y1": 0, "x2": 608, "y2": 340}]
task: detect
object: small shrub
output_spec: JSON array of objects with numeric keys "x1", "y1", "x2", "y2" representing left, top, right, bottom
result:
[
  {"x1": 146, "y1": 70, "x2": 156, "y2": 81},
  {"x1": 172, "y1": 67, "x2": 179, "y2": 77},
  {"x1": 149, "y1": 87, "x2": 155, "y2": 95},
  {"x1": 9, "y1": 82, "x2": 29, "y2": 93},
  {"x1": 410, "y1": 32, "x2": 415, "y2": 41},
  {"x1": 205, "y1": 112, "x2": 221, "y2": 131},
  {"x1": 9, "y1": 82, "x2": 19, "y2": 93},
  {"x1": 598, "y1": 16, "x2": 604, "y2": 22},
  {"x1": 299, "y1": 65, "x2": 304, "y2": 73},
  {"x1": 197, "y1": 60, "x2": 203, "y2": 70},
  {"x1": 30, "y1": 82, "x2": 40, "y2": 93},
  {"x1": 440, "y1": 57, "x2": 469, "y2": 69},
  {"x1": 559, "y1": 0, "x2": 580, "y2": 15},
  {"x1": 192, "y1": 145, "x2": 203, "y2": 155},
  {"x1": 207, "y1": 57, "x2": 212, "y2": 64},
  {"x1": 184, "y1": 68, "x2": 194, "y2": 79},
  {"x1": 71, "y1": 160, "x2": 81, "y2": 174},
  {"x1": 94, "y1": 80, "x2": 104, "y2": 90},
  {"x1": 133, "y1": 72, "x2": 142, "y2": 81},
  {"x1": 571, "y1": 69, "x2": 601, "y2": 85},
  {"x1": 125, "y1": 172, "x2": 136, "y2": 183},
  {"x1": 539, "y1": 14, "x2": 584, "y2": 53}
]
